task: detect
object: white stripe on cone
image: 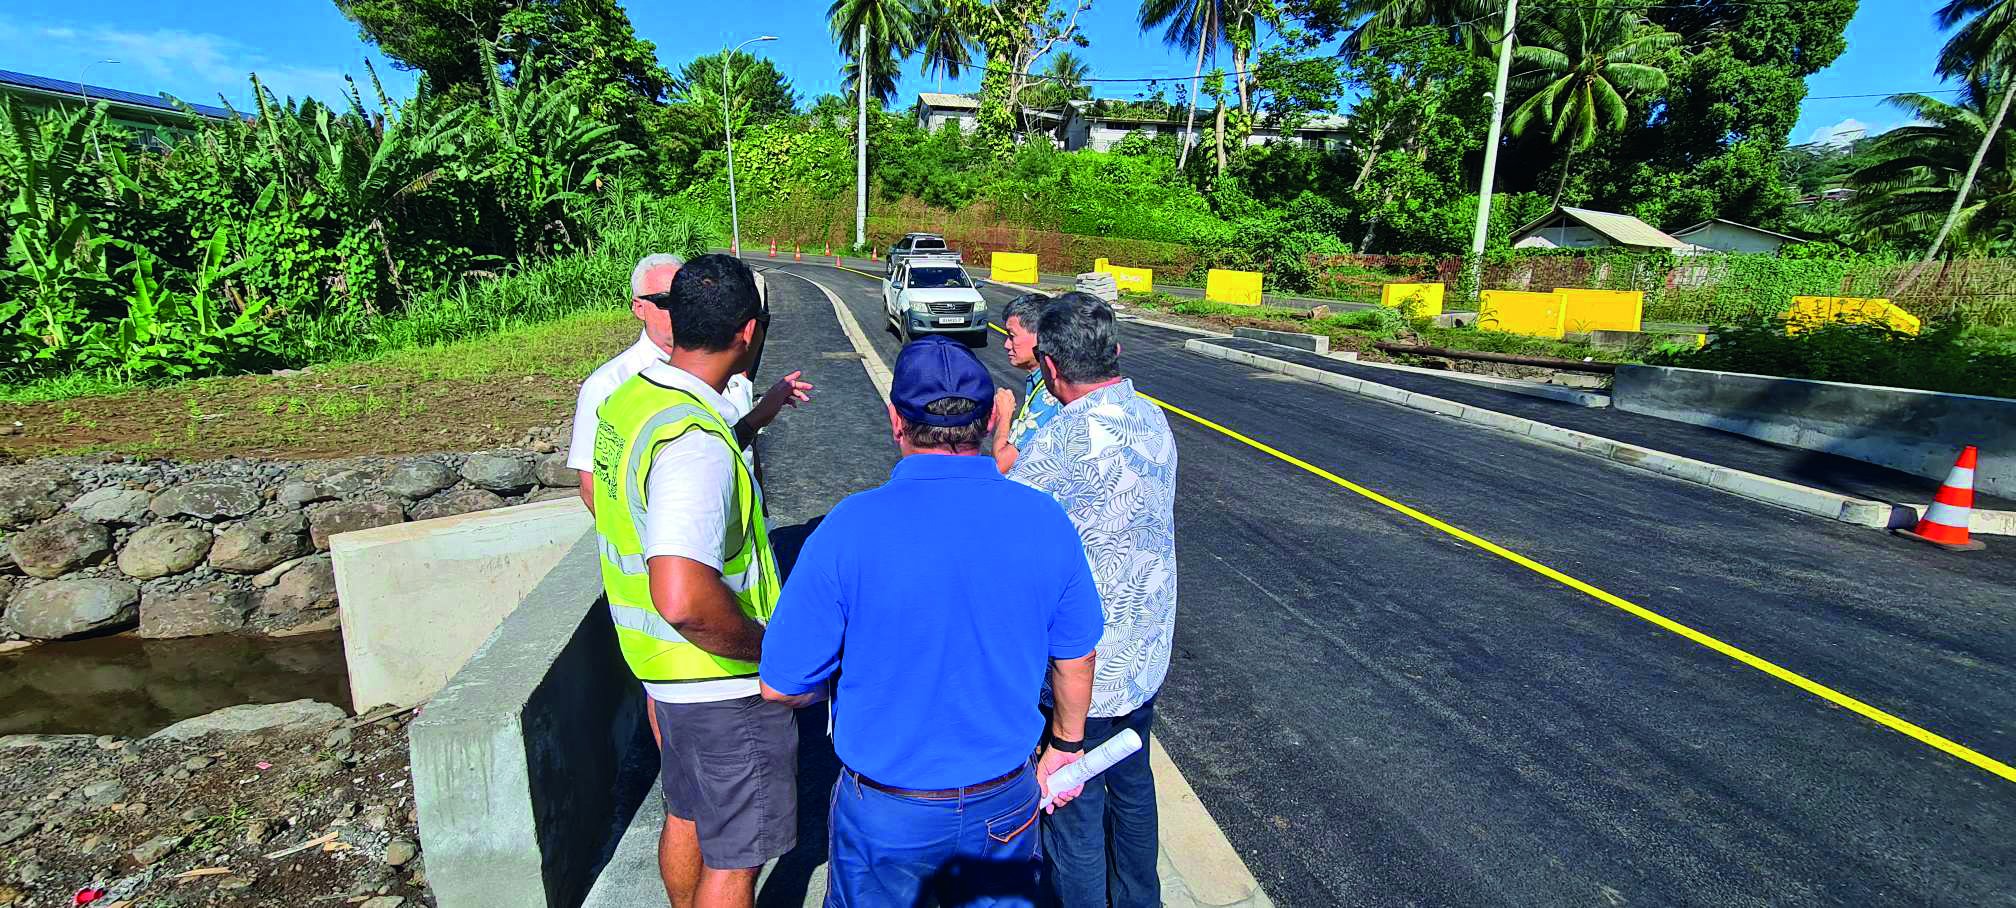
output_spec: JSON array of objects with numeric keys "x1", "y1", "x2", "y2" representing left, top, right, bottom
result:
[
  {"x1": 1924, "y1": 500, "x2": 1972, "y2": 529},
  {"x1": 1943, "y1": 466, "x2": 1976, "y2": 488}
]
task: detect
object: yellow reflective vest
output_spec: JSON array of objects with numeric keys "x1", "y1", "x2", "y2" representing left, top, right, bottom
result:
[{"x1": 592, "y1": 372, "x2": 779, "y2": 694}]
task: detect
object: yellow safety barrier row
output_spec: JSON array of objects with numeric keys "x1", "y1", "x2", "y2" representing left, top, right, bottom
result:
[
  {"x1": 1786, "y1": 296, "x2": 1921, "y2": 335},
  {"x1": 1206, "y1": 268, "x2": 1264, "y2": 306},
  {"x1": 1095, "y1": 261, "x2": 1153, "y2": 294},
  {"x1": 1555, "y1": 288, "x2": 1643, "y2": 333},
  {"x1": 1379, "y1": 283, "x2": 1445, "y2": 318},
  {"x1": 1478, "y1": 290, "x2": 1568, "y2": 339},
  {"x1": 991, "y1": 252, "x2": 1039, "y2": 283}
]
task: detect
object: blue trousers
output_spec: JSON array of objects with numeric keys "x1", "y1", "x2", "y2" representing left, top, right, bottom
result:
[
  {"x1": 825, "y1": 762, "x2": 1045, "y2": 907},
  {"x1": 1041, "y1": 700, "x2": 1158, "y2": 908}
]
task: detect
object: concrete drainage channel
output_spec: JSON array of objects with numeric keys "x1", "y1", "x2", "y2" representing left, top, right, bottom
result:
[{"x1": 1180, "y1": 334, "x2": 2016, "y2": 537}]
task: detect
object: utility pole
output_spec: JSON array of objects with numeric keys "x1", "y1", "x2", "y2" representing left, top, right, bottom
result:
[
  {"x1": 855, "y1": 22, "x2": 869, "y2": 251},
  {"x1": 724, "y1": 36, "x2": 777, "y2": 258},
  {"x1": 1464, "y1": 0, "x2": 1519, "y2": 300}
]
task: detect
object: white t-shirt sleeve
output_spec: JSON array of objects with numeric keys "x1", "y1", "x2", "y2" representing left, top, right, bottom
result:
[
  {"x1": 641, "y1": 432, "x2": 737, "y2": 570},
  {"x1": 566, "y1": 368, "x2": 615, "y2": 472}
]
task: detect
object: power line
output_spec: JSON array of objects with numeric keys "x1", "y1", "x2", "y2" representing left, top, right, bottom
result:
[{"x1": 1807, "y1": 89, "x2": 1964, "y2": 99}]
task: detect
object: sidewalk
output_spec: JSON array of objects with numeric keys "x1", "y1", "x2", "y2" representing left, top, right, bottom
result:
[{"x1": 1179, "y1": 332, "x2": 2016, "y2": 531}]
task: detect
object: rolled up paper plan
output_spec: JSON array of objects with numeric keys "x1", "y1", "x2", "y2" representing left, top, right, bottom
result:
[{"x1": 1040, "y1": 728, "x2": 1143, "y2": 809}]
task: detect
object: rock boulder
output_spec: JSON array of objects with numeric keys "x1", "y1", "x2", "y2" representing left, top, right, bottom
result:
[
  {"x1": 384, "y1": 461, "x2": 457, "y2": 499},
  {"x1": 307, "y1": 500, "x2": 404, "y2": 550},
  {"x1": 408, "y1": 488, "x2": 504, "y2": 521},
  {"x1": 7, "y1": 578, "x2": 140, "y2": 639},
  {"x1": 210, "y1": 513, "x2": 309, "y2": 573},
  {"x1": 9, "y1": 516, "x2": 112, "y2": 578},
  {"x1": 146, "y1": 698, "x2": 345, "y2": 741},
  {"x1": 117, "y1": 523, "x2": 213, "y2": 579},
  {"x1": 534, "y1": 453, "x2": 579, "y2": 488},
  {"x1": 260, "y1": 555, "x2": 337, "y2": 615},
  {"x1": 139, "y1": 584, "x2": 254, "y2": 638},
  {"x1": 67, "y1": 487, "x2": 151, "y2": 525},
  {"x1": 150, "y1": 482, "x2": 260, "y2": 520},
  {"x1": 460, "y1": 454, "x2": 535, "y2": 493},
  {"x1": 0, "y1": 472, "x2": 79, "y2": 528}
]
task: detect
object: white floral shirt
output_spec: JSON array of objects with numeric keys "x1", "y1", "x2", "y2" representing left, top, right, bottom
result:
[{"x1": 1009, "y1": 378, "x2": 1178, "y2": 718}]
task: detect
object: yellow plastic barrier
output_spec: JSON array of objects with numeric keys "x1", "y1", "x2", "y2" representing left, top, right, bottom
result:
[
  {"x1": 1379, "y1": 283, "x2": 1445, "y2": 318},
  {"x1": 1786, "y1": 296, "x2": 1921, "y2": 335},
  {"x1": 1478, "y1": 290, "x2": 1568, "y2": 339},
  {"x1": 1206, "y1": 269, "x2": 1264, "y2": 306},
  {"x1": 991, "y1": 252, "x2": 1039, "y2": 284},
  {"x1": 1093, "y1": 257, "x2": 1110, "y2": 272},
  {"x1": 1107, "y1": 265, "x2": 1153, "y2": 294},
  {"x1": 1555, "y1": 288, "x2": 1643, "y2": 333}
]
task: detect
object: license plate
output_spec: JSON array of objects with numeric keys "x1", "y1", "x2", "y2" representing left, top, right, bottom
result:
[{"x1": 937, "y1": 317, "x2": 964, "y2": 325}]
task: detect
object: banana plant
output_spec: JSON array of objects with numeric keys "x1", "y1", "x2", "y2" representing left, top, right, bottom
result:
[
  {"x1": 81, "y1": 227, "x2": 270, "y2": 379},
  {"x1": 2, "y1": 98, "x2": 110, "y2": 361}
]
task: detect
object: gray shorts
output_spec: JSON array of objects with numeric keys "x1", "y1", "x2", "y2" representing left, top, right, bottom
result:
[{"x1": 651, "y1": 695, "x2": 800, "y2": 869}]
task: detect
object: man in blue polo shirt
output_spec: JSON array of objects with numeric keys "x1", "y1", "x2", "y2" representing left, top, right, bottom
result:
[{"x1": 760, "y1": 335, "x2": 1102, "y2": 907}]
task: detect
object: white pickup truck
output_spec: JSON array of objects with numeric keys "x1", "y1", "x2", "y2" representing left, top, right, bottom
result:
[{"x1": 882, "y1": 254, "x2": 989, "y2": 344}]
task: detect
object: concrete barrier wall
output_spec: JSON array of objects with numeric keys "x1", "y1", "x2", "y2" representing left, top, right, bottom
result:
[
  {"x1": 410, "y1": 535, "x2": 652, "y2": 908},
  {"x1": 1205, "y1": 268, "x2": 1263, "y2": 305},
  {"x1": 1479, "y1": 290, "x2": 1567, "y2": 339},
  {"x1": 333, "y1": 497, "x2": 594, "y2": 711},
  {"x1": 1556, "y1": 288, "x2": 1643, "y2": 333},
  {"x1": 991, "y1": 252, "x2": 1039, "y2": 283},
  {"x1": 1613, "y1": 365, "x2": 2016, "y2": 498},
  {"x1": 1380, "y1": 282, "x2": 1445, "y2": 317}
]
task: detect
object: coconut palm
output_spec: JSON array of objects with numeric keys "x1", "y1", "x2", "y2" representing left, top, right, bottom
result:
[
  {"x1": 912, "y1": 0, "x2": 974, "y2": 93},
  {"x1": 1139, "y1": 0, "x2": 1235, "y2": 168},
  {"x1": 1504, "y1": 6, "x2": 1677, "y2": 205},
  {"x1": 1851, "y1": 81, "x2": 2016, "y2": 256},
  {"x1": 1336, "y1": 0, "x2": 1499, "y2": 56},
  {"x1": 1043, "y1": 51, "x2": 1093, "y2": 101},
  {"x1": 1897, "y1": 0, "x2": 2016, "y2": 288},
  {"x1": 828, "y1": 0, "x2": 917, "y2": 246}
]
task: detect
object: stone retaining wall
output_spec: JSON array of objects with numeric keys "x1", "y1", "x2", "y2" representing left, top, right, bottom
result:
[{"x1": 0, "y1": 439, "x2": 585, "y2": 647}]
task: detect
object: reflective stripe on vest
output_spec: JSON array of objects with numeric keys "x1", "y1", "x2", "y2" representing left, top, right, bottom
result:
[{"x1": 592, "y1": 375, "x2": 779, "y2": 686}]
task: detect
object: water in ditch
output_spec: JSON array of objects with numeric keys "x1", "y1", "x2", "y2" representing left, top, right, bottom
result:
[{"x1": 0, "y1": 631, "x2": 351, "y2": 738}]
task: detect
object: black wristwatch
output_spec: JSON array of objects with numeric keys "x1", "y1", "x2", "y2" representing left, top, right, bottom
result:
[{"x1": 1049, "y1": 734, "x2": 1085, "y2": 754}]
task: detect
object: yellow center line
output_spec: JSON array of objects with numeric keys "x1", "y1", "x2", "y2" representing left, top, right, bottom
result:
[{"x1": 1139, "y1": 391, "x2": 2015, "y2": 784}]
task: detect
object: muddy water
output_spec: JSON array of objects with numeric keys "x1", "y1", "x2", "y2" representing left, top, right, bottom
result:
[{"x1": 0, "y1": 632, "x2": 351, "y2": 738}]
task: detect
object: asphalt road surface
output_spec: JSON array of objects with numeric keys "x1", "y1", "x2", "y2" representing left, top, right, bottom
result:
[{"x1": 756, "y1": 260, "x2": 2016, "y2": 908}]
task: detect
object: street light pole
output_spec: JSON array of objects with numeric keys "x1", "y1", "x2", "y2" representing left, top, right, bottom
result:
[
  {"x1": 1464, "y1": 0, "x2": 1518, "y2": 301},
  {"x1": 725, "y1": 36, "x2": 777, "y2": 258}
]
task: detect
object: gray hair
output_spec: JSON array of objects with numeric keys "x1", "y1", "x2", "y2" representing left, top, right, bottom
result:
[
  {"x1": 630, "y1": 253, "x2": 686, "y2": 297},
  {"x1": 902, "y1": 397, "x2": 987, "y2": 452},
  {"x1": 1035, "y1": 291, "x2": 1120, "y2": 384},
  {"x1": 1002, "y1": 292, "x2": 1051, "y2": 330}
]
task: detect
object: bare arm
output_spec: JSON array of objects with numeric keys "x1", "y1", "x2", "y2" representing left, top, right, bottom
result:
[
  {"x1": 577, "y1": 471, "x2": 595, "y2": 514},
  {"x1": 990, "y1": 387, "x2": 1018, "y2": 473},
  {"x1": 647, "y1": 555, "x2": 765, "y2": 662},
  {"x1": 1038, "y1": 650, "x2": 1096, "y2": 811}
]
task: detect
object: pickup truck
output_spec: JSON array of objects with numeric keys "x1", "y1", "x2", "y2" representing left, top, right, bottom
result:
[
  {"x1": 883, "y1": 254, "x2": 989, "y2": 344},
  {"x1": 884, "y1": 233, "x2": 954, "y2": 274}
]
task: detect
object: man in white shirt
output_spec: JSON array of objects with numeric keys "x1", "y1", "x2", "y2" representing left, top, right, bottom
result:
[{"x1": 567, "y1": 253, "x2": 812, "y2": 512}]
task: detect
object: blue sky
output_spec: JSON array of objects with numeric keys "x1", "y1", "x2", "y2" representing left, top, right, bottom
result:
[{"x1": 0, "y1": 0, "x2": 1958, "y2": 147}]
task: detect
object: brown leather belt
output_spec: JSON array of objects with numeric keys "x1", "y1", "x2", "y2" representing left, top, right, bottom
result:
[{"x1": 848, "y1": 761, "x2": 1029, "y2": 800}]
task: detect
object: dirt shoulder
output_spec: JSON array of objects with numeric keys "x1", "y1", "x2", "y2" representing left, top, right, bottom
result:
[{"x1": 1, "y1": 310, "x2": 638, "y2": 464}]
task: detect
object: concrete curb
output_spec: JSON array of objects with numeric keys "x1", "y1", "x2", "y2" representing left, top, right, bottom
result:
[
  {"x1": 1151, "y1": 741, "x2": 1275, "y2": 908},
  {"x1": 1184, "y1": 338, "x2": 1911, "y2": 531},
  {"x1": 1342, "y1": 357, "x2": 1612, "y2": 408}
]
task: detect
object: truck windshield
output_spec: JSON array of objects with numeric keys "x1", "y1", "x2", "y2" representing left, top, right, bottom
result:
[{"x1": 908, "y1": 267, "x2": 970, "y2": 288}]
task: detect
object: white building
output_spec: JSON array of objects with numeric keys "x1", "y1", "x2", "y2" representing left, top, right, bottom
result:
[
  {"x1": 914, "y1": 92, "x2": 980, "y2": 133},
  {"x1": 911, "y1": 92, "x2": 1350, "y2": 153},
  {"x1": 1670, "y1": 218, "x2": 1810, "y2": 255},
  {"x1": 1510, "y1": 206, "x2": 1693, "y2": 253}
]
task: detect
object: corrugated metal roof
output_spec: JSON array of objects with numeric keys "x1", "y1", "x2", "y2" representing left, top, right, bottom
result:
[
  {"x1": 1671, "y1": 218, "x2": 1807, "y2": 243},
  {"x1": 1509, "y1": 206, "x2": 1689, "y2": 250},
  {"x1": 916, "y1": 92, "x2": 979, "y2": 109},
  {"x1": 0, "y1": 69, "x2": 237, "y2": 120}
]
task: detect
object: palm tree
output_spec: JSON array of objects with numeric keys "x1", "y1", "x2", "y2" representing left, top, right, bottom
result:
[
  {"x1": 1337, "y1": 0, "x2": 1498, "y2": 57},
  {"x1": 1504, "y1": 7, "x2": 1676, "y2": 206},
  {"x1": 1139, "y1": 0, "x2": 1234, "y2": 169},
  {"x1": 828, "y1": 0, "x2": 917, "y2": 247},
  {"x1": 1850, "y1": 81, "x2": 2015, "y2": 256},
  {"x1": 1897, "y1": 0, "x2": 2016, "y2": 291},
  {"x1": 1042, "y1": 51, "x2": 1092, "y2": 101},
  {"x1": 912, "y1": 0, "x2": 973, "y2": 93}
]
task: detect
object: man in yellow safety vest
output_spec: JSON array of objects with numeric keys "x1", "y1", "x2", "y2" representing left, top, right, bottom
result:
[{"x1": 592, "y1": 254, "x2": 798, "y2": 908}]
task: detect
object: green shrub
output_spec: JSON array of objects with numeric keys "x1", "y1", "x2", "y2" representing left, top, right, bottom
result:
[{"x1": 1650, "y1": 317, "x2": 2016, "y2": 398}]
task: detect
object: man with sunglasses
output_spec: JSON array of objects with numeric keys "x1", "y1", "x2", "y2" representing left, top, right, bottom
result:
[
  {"x1": 566, "y1": 253, "x2": 812, "y2": 514},
  {"x1": 991, "y1": 292, "x2": 1066, "y2": 474},
  {"x1": 591, "y1": 254, "x2": 804, "y2": 908}
]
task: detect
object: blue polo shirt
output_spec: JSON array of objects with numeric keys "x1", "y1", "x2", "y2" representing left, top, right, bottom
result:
[{"x1": 760, "y1": 454, "x2": 1104, "y2": 789}]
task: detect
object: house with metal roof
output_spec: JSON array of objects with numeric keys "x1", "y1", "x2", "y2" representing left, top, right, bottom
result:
[
  {"x1": 914, "y1": 92, "x2": 980, "y2": 134},
  {"x1": 1670, "y1": 218, "x2": 1812, "y2": 255},
  {"x1": 1510, "y1": 206, "x2": 1692, "y2": 253},
  {"x1": 0, "y1": 69, "x2": 238, "y2": 149},
  {"x1": 912, "y1": 91, "x2": 1351, "y2": 153}
]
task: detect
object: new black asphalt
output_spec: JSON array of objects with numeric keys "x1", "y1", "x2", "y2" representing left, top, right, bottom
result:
[{"x1": 757, "y1": 260, "x2": 2016, "y2": 907}]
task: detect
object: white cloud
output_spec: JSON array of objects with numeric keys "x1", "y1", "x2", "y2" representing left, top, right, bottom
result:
[
  {"x1": 1807, "y1": 118, "x2": 1870, "y2": 146},
  {"x1": 1, "y1": 18, "x2": 386, "y2": 110}
]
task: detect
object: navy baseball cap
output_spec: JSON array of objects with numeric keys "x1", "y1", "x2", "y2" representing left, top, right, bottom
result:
[{"x1": 892, "y1": 336, "x2": 995, "y2": 427}]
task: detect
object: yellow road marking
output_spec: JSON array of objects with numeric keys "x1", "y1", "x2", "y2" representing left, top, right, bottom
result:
[
  {"x1": 877, "y1": 267, "x2": 2014, "y2": 783},
  {"x1": 1139, "y1": 391, "x2": 2015, "y2": 784}
]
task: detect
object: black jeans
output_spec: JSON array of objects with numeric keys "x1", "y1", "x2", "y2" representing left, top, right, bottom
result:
[{"x1": 1041, "y1": 699, "x2": 1158, "y2": 908}]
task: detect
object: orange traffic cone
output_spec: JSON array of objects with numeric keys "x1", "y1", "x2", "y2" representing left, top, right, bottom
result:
[
  {"x1": 1894, "y1": 446, "x2": 1986, "y2": 551},
  {"x1": 768, "y1": 239, "x2": 777, "y2": 258},
  {"x1": 823, "y1": 240, "x2": 831, "y2": 257},
  {"x1": 794, "y1": 244, "x2": 802, "y2": 262}
]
